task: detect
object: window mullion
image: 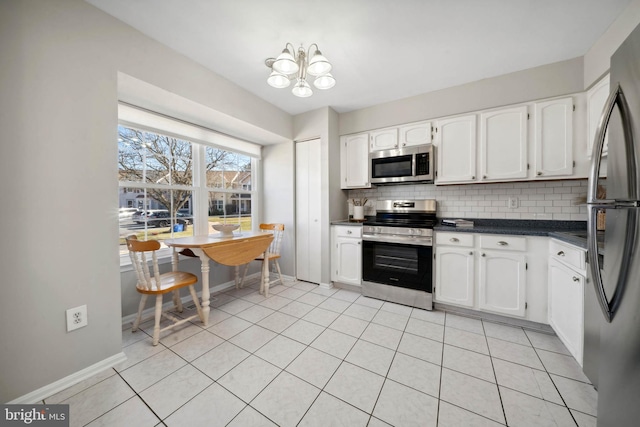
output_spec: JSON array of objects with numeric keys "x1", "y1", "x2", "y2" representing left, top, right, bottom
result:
[{"x1": 193, "y1": 144, "x2": 208, "y2": 236}]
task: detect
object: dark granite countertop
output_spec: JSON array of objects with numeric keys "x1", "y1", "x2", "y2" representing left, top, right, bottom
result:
[
  {"x1": 331, "y1": 219, "x2": 365, "y2": 226},
  {"x1": 434, "y1": 218, "x2": 604, "y2": 254}
]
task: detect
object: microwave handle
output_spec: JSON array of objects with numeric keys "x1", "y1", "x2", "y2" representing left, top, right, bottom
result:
[{"x1": 412, "y1": 153, "x2": 417, "y2": 177}]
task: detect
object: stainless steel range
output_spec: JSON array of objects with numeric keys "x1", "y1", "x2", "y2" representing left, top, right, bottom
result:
[{"x1": 362, "y1": 199, "x2": 436, "y2": 310}]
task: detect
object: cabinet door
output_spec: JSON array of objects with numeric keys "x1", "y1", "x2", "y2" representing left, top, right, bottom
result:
[
  {"x1": 480, "y1": 106, "x2": 528, "y2": 181},
  {"x1": 548, "y1": 258, "x2": 584, "y2": 365},
  {"x1": 369, "y1": 128, "x2": 398, "y2": 151},
  {"x1": 333, "y1": 237, "x2": 362, "y2": 286},
  {"x1": 534, "y1": 98, "x2": 574, "y2": 178},
  {"x1": 435, "y1": 247, "x2": 475, "y2": 307},
  {"x1": 435, "y1": 115, "x2": 477, "y2": 184},
  {"x1": 399, "y1": 121, "x2": 431, "y2": 148},
  {"x1": 587, "y1": 74, "x2": 610, "y2": 157},
  {"x1": 478, "y1": 250, "x2": 526, "y2": 317},
  {"x1": 341, "y1": 134, "x2": 370, "y2": 189}
]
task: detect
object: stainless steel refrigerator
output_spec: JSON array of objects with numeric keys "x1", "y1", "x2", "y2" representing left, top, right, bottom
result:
[{"x1": 587, "y1": 21, "x2": 640, "y2": 427}]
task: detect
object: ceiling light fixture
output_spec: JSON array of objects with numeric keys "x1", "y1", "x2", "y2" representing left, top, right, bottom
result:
[{"x1": 265, "y1": 43, "x2": 335, "y2": 97}]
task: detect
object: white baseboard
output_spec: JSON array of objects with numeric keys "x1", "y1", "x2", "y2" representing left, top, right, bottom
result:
[
  {"x1": 318, "y1": 281, "x2": 334, "y2": 290},
  {"x1": 121, "y1": 271, "x2": 298, "y2": 327},
  {"x1": 8, "y1": 352, "x2": 127, "y2": 404},
  {"x1": 121, "y1": 278, "x2": 241, "y2": 326}
]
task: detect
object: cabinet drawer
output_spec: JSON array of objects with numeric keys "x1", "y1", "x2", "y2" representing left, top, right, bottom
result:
[
  {"x1": 334, "y1": 225, "x2": 362, "y2": 238},
  {"x1": 436, "y1": 232, "x2": 474, "y2": 247},
  {"x1": 479, "y1": 235, "x2": 526, "y2": 251},
  {"x1": 549, "y1": 239, "x2": 585, "y2": 271}
]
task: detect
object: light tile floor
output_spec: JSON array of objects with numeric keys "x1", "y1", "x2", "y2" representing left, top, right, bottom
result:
[{"x1": 44, "y1": 279, "x2": 598, "y2": 427}]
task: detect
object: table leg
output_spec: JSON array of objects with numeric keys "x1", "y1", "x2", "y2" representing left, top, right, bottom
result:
[
  {"x1": 262, "y1": 253, "x2": 270, "y2": 298},
  {"x1": 191, "y1": 248, "x2": 210, "y2": 326},
  {"x1": 170, "y1": 248, "x2": 182, "y2": 310}
]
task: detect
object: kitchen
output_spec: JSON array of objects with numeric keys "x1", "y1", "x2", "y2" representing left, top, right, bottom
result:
[{"x1": 2, "y1": 1, "x2": 640, "y2": 426}]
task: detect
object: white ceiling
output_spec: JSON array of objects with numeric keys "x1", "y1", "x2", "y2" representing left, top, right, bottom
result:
[{"x1": 87, "y1": 0, "x2": 630, "y2": 116}]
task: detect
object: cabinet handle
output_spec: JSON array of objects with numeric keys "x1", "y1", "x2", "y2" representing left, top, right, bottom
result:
[
  {"x1": 450, "y1": 237, "x2": 459, "y2": 242},
  {"x1": 573, "y1": 276, "x2": 580, "y2": 282},
  {"x1": 472, "y1": 176, "x2": 475, "y2": 179},
  {"x1": 469, "y1": 251, "x2": 473, "y2": 255},
  {"x1": 497, "y1": 241, "x2": 508, "y2": 246},
  {"x1": 537, "y1": 171, "x2": 542, "y2": 176},
  {"x1": 394, "y1": 144, "x2": 398, "y2": 148},
  {"x1": 358, "y1": 242, "x2": 361, "y2": 245},
  {"x1": 402, "y1": 143, "x2": 406, "y2": 147},
  {"x1": 483, "y1": 175, "x2": 487, "y2": 179},
  {"x1": 347, "y1": 230, "x2": 352, "y2": 234},
  {"x1": 481, "y1": 253, "x2": 486, "y2": 257},
  {"x1": 557, "y1": 251, "x2": 565, "y2": 256}
]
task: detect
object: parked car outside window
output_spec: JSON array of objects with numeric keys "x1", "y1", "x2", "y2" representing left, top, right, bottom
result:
[
  {"x1": 133, "y1": 209, "x2": 191, "y2": 227},
  {"x1": 118, "y1": 207, "x2": 140, "y2": 220}
]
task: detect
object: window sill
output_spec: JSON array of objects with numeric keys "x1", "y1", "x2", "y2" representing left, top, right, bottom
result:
[{"x1": 120, "y1": 248, "x2": 173, "y2": 273}]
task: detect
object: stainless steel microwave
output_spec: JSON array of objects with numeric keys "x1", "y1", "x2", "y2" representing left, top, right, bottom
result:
[{"x1": 369, "y1": 144, "x2": 434, "y2": 185}]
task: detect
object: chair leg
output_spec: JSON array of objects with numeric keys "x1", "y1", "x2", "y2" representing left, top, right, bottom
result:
[
  {"x1": 152, "y1": 294, "x2": 163, "y2": 346},
  {"x1": 188, "y1": 285, "x2": 204, "y2": 323},
  {"x1": 274, "y1": 260, "x2": 284, "y2": 286},
  {"x1": 173, "y1": 290, "x2": 183, "y2": 312},
  {"x1": 132, "y1": 294, "x2": 147, "y2": 332},
  {"x1": 262, "y1": 259, "x2": 273, "y2": 297},
  {"x1": 240, "y1": 263, "x2": 250, "y2": 288}
]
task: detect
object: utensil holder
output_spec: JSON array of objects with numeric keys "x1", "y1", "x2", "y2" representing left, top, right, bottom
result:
[{"x1": 353, "y1": 206, "x2": 364, "y2": 220}]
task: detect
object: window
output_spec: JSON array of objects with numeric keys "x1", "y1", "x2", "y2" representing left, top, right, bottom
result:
[{"x1": 118, "y1": 119, "x2": 258, "y2": 261}]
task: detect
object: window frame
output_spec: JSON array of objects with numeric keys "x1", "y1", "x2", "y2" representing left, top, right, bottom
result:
[{"x1": 118, "y1": 110, "x2": 260, "y2": 268}]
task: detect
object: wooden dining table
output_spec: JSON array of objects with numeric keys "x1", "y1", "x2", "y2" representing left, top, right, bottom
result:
[{"x1": 163, "y1": 231, "x2": 274, "y2": 326}]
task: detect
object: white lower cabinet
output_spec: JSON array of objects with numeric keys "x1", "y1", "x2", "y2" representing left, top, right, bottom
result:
[
  {"x1": 435, "y1": 233, "x2": 475, "y2": 307},
  {"x1": 331, "y1": 225, "x2": 362, "y2": 286},
  {"x1": 478, "y1": 250, "x2": 526, "y2": 317},
  {"x1": 548, "y1": 239, "x2": 585, "y2": 365},
  {"x1": 435, "y1": 231, "x2": 548, "y2": 323}
]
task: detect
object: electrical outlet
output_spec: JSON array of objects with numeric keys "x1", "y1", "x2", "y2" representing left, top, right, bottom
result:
[
  {"x1": 66, "y1": 305, "x2": 88, "y2": 332},
  {"x1": 508, "y1": 196, "x2": 519, "y2": 209}
]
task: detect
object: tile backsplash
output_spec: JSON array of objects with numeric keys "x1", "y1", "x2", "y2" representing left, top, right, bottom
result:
[{"x1": 348, "y1": 179, "x2": 588, "y2": 221}]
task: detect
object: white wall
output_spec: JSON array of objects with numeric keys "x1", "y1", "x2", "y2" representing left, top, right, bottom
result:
[
  {"x1": 0, "y1": 0, "x2": 291, "y2": 402},
  {"x1": 262, "y1": 142, "x2": 296, "y2": 278},
  {"x1": 339, "y1": 58, "x2": 584, "y2": 136},
  {"x1": 584, "y1": 0, "x2": 640, "y2": 88}
]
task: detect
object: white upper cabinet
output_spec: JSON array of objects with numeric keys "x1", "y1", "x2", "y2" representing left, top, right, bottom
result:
[
  {"x1": 480, "y1": 106, "x2": 528, "y2": 181},
  {"x1": 340, "y1": 134, "x2": 371, "y2": 189},
  {"x1": 534, "y1": 97, "x2": 574, "y2": 178},
  {"x1": 435, "y1": 115, "x2": 477, "y2": 184},
  {"x1": 398, "y1": 121, "x2": 432, "y2": 148},
  {"x1": 587, "y1": 74, "x2": 610, "y2": 157},
  {"x1": 369, "y1": 128, "x2": 399, "y2": 151}
]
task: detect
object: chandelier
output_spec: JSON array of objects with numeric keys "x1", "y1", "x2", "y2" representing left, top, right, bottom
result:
[{"x1": 265, "y1": 43, "x2": 335, "y2": 97}]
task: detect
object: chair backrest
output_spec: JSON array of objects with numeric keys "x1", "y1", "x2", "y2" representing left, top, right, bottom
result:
[
  {"x1": 126, "y1": 235, "x2": 162, "y2": 291},
  {"x1": 260, "y1": 223, "x2": 285, "y2": 256}
]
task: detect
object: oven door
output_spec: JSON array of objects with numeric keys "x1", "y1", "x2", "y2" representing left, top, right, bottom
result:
[{"x1": 362, "y1": 239, "x2": 432, "y2": 292}]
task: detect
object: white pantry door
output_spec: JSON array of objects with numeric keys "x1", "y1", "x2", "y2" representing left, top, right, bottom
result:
[{"x1": 296, "y1": 139, "x2": 322, "y2": 284}]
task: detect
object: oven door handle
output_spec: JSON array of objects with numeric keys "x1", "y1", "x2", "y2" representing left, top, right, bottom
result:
[{"x1": 362, "y1": 234, "x2": 433, "y2": 246}]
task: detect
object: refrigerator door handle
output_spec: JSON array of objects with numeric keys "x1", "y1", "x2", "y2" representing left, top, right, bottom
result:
[{"x1": 586, "y1": 82, "x2": 638, "y2": 322}]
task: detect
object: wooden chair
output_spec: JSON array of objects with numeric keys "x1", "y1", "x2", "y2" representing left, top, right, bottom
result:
[
  {"x1": 126, "y1": 236, "x2": 204, "y2": 346},
  {"x1": 238, "y1": 224, "x2": 285, "y2": 296}
]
